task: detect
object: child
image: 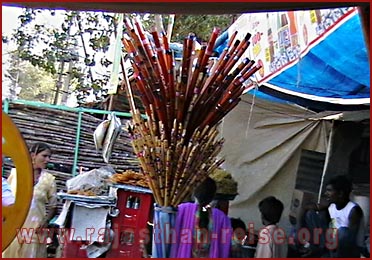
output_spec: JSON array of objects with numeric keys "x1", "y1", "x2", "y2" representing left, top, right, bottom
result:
[
  {"x1": 255, "y1": 196, "x2": 287, "y2": 258},
  {"x1": 229, "y1": 218, "x2": 257, "y2": 258}
]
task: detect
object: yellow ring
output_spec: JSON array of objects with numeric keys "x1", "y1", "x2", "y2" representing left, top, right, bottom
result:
[{"x1": 2, "y1": 112, "x2": 33, "y2": 251}]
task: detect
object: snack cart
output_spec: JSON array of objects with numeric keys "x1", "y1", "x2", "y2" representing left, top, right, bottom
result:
[{"x1": 56, "y1": 183, "x2": 153, "y2": 258}]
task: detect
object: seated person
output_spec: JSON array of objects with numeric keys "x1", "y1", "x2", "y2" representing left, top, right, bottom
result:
[
  {"x1": 300, "y1": 175, "x2": 365, "y2": 258},
  {"x1": 324, "y1": 175, "x2": 364, "y2": 257},
  {"x1": 288, "y1": 200, "x2": 330, "y2": 257}
]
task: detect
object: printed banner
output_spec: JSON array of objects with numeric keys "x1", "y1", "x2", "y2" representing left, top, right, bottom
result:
[{"x1": 227, "y1": 7, "x2": 359, "y2": 84}]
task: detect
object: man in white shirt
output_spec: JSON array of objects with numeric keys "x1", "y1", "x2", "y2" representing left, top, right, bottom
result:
[{"x1": 325, "y1": 175, "x2": 364, "y2": 258}]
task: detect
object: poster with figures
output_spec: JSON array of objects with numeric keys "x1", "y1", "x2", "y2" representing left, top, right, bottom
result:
[{"x1": 227, "y1": 6, "x2": 358, "y2": 84}]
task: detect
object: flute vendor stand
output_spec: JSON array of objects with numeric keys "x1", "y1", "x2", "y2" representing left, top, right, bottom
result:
[
  {"x1": 55, "y1": 193, "x2": 117, "y2": 258},
  {"x1": 106, "y1": 184, "x2": 153, "y2": 258}
]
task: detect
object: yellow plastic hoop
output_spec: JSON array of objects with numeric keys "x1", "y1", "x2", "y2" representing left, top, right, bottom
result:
[{"x1": 2, "y1": 112, "x2": 33, "y2": 251}]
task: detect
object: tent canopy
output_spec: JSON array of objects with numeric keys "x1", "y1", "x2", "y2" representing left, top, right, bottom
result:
[{"x1": 215, "y1": 6, "x2": 370, "y2": 112}]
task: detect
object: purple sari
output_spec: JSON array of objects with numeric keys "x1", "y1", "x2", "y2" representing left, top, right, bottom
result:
[{"x1": 170, "y1": 202, "x2": 232, "y2": 258}]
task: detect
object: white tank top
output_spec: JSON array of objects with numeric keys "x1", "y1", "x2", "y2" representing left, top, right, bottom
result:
[
  {"x1": 329, "y1": 201, "x2": 357, "y2": 228},
  {"x1": 328, "y1": 201, "x2": 365, "y2": 246}
]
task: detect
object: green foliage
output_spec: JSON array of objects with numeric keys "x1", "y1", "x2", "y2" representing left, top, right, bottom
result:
[
  {"x1": 4, "y1": 9, "x2": 236, "y2": 105},
  {"x1": 18, "y1": 64, "x2": 57, "y2": 103},
  {"x1": 5, "y1": 8, "x2": 118, "y2": 105},
  {"x1": 5, "y1": 52, "x2": 57, "y2": 103},
  {"x1": 172, "y1": 14, "x2": 236, "y2": 43},
  {"x1": 124, "y1": 13, "x2": 236, "y2": 43}
]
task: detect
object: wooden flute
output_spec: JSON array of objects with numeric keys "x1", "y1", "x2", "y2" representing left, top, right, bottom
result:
[{"x1": 121, "y1": 18, "x2": 261, "y2": 206}]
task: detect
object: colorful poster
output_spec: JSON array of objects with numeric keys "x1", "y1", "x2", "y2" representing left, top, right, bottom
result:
[{"x1": 227, "y1": 7, "x2": 359, "y2": 84}]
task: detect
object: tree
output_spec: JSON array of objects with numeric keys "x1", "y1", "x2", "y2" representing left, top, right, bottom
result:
[
  {"x1": 126, "y1": 13, "x2": 236, "y2": 43},
  {"x1": 171, "y1": 14, "x2": 236, "y2": 43},
  {"x1": 2, "y1": 9, "x2": 237, "y2": 105},
  {"x1": 17, "y1": 62, "x2": 57, "y2": 103},
  {"x1": 4, "y1": 51, "x2": 57, "y2": 102},
  {"x1": 3, "y1": 8, "x2": 118, "y2": 105}
]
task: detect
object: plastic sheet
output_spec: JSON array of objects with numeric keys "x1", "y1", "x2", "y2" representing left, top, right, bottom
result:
[
  {"x1": 102, "y1": 113, "x2": 122, "y2": 163},
  {"x1": 94, "y1": 119, "x2": 110, "y2": 151},
  {"x1": 93, "y1": 113, "x2": 122, "y2": 163},
  {"x1": 66, "y1": 166, "x2": 115, "y2": 196}
]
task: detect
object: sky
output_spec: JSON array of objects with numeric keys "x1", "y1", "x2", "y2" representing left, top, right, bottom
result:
[
  {"x1": 2, "y1": 6, "x2": 22, "y2": 57},
  {"x1": 2, "y1": 5, "x2": 66, "y2": 54},
  {"x1": 2, "y1": 6, "x2": 69, "y2": 61},
  {"x1": 2, "y1": 6, "x2": 22, "y2": 35},
  {"x1": 2, "y1": 6, "x2": 66, "y2": 36},
  {"x1": 2, "y1": 6, "x2": 22, "y2": 99}
]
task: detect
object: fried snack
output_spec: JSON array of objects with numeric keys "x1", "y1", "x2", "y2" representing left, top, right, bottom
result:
[
  {"x1": 83, "y1": 190, "x2": 96, "y2": 196},
  {"x1": 67, "y1": 190, "x2": 79, "y2": 195},
  {"x1": 111, "y1": 170, "x2": 149, "y2": 188}
]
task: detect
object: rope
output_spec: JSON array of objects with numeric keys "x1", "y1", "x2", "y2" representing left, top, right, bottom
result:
[{"x1": 245, "y1": 84, "x2": 257, "y2": 139}]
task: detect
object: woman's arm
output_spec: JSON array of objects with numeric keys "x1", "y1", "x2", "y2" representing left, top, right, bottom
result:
[
  {"x1": 45, "y1": 207, "x2": 58, "y2": 224},
  {"x1": 45, "y1": 174, "x2": 58, "y2": 225}
]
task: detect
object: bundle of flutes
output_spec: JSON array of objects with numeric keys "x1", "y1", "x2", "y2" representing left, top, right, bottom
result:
[{"x1": 121, "y1": 16, "x2": 261, "y2": 206}]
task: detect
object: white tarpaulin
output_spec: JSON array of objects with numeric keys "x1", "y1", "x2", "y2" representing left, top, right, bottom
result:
[{"x1": 219, "y1": 93, "x2": 333, "y2": 231}]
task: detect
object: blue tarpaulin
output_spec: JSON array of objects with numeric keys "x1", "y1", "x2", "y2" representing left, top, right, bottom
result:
[{"x1": 214, "y1": 7, "x2": 370, "y2": 111}]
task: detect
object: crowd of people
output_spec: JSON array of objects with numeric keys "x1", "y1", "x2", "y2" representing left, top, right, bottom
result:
[
  {"x1": 2, "y1": 141, "x2": 368, "y2": 258},
  {"x1": 151, "y1": 175, "x2": 367, "y2": 258}
]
